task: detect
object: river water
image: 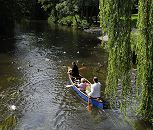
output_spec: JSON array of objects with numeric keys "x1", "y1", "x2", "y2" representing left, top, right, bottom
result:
[{"x1": 0, "y1": 21, "x2": 152, "y2": 130}]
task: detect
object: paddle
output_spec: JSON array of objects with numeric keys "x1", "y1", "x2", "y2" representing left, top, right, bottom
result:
[
  {"x1": 68, "y1": 65, "x2": 86, "y2": 71},
  {"x1": 79, "y1": 66, "x2": 86, "y2": 70},
  {"x1": 87, "y1": 97, "x2": 91, "y2": 112},
  {"x1": 65, "y1": 84, "x2": 73, "y2": 88}
]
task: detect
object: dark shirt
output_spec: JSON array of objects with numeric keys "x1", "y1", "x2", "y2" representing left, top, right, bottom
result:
[{"x1": 72, "y1": 64, "x2": 79, "y2": 77}]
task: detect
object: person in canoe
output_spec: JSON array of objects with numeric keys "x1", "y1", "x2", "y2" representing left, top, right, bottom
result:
[
  {"x1": 77, "y1": 78, "x2": 89, "y2": 92},
  {"x1": 68, "y1": 62, "x2": 81, "y2": 80},
  {"x1": 87, "y1": 77, "x2": 101, "y2": 99},
  {"x1": 71, "y1": 62, "x2": 79, "y2": 77}
]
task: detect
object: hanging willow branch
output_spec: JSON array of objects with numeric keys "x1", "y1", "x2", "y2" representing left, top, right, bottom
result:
[
  {"x1": 136, "y1": 0, "x2": 153, "y2": 121},
  {"x1": 99, "y1": 0, "x2": 133, "y2": 112},
  {"x1": 100, "y1": 0, "x2": 153, "y2": 121}
]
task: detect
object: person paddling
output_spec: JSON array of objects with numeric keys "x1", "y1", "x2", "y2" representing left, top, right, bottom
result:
[
  {"x1": 71, "y1": 62, "x2": 79, "y2": 77},
  {"x1": 87, "y1": 77, "x2": 101, "y2": 99}
]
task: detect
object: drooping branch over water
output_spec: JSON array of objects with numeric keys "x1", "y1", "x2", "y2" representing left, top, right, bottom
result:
[
  {"x1": 99, "y1": 0, "x2": 153, "y2": 121},
  {"x1": 99, "y1": 0, "x2": 133, "y2": 112},
  {"x1": 136, "y1": 0, "x2": 153, "y2": 121}
]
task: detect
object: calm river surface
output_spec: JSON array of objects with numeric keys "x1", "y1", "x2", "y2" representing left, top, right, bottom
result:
[{"x1": 0, "y1": 21, "x2": 152, "y2": 130}]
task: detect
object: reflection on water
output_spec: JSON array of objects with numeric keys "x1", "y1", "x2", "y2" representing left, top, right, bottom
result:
[
  {"x1": 0, "y1": 115, "x2": 16, "y2": 130},
  {"x1": 0, "y1": 21, "x2": 152, "y2": 130}
]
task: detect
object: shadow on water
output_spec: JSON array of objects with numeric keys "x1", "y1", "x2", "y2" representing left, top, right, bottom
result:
[
  {"x1": 0, "y1": 21, "x2": 152, "y2": 130},
  {"x1": 0, "y1": 22, "x2": 16, "y2": 54},
  {"x1": 0, "y1": 8, "x2": 15, "y2": 53},
  {"x1": 0, "y1": 38, "x2": 16, "y2": 54}
]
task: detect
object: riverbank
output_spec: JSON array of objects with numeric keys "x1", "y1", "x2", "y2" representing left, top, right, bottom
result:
[
  {"x1": 84, "y1": 27, "x2": 108, "y2": 42},
  {"x1": 84, "y1": 27, "x2": 138, "y2": 42},
  {"x1": 84, "y1": 27, "x2": 102, "y2": 36}
]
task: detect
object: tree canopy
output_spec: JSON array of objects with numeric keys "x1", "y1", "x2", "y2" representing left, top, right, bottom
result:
[
  {"x1": 0, "y1": 0, "x2": 46, "y2": 37},
  {"x1": 38, "y1": 0, "x2": 99, "y2": 28}
]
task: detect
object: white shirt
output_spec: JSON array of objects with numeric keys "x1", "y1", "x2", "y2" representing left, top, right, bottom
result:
[{"x1": 88, "y1": 82, "x2": 101, "y2": 98}]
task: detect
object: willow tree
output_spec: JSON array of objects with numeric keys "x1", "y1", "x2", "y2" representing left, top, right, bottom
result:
[
  {"x1": 99, "y1": 0, "x2": 153, "y2": 121},
  {"x1": 136, "y1": 0, "x2": 153, "y2": 121},
  {"x1": 99, "y1": 0, "x2": 133, "y2": 112}
]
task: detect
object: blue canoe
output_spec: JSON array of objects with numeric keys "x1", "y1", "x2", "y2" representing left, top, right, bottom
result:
[{"x1": 67, "y1": 68, "x2": 104, "y2": 109}]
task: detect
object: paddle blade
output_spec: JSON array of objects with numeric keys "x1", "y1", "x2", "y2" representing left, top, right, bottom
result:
[
  {"x1": 79, "y1": 66, "x2": 86, "y2": 70},
  {"x1": 66, "y1": 85, "x2": 73, "y2": 88},
  {"x1": 87, "y1": 98, "x2": 91, "y2": 112}
]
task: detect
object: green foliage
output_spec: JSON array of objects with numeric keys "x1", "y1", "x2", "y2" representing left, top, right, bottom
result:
[
  {"x1": 100, "y1": 0, "x2": 153, "y2": 122},
  {"x1": 48, "y1": 15, "x2": 56, "y2": 23},
  {"x1": 79, "y1": 19, "x2": 89, "y2": 29},
  {"x1": 38, "y1": 0, "x2": 97, "y2": 28},
  {"x1": 55, "y1": 15, "x2": 89, "y2": 28},
  {"x1": 39, "y1": 0, "x2": 77, "y2": 25},
  {"x1": 0, "y1": 0, "x2": 36, "y2": 21},
  {"x1": 136, "y1": 0, "x2": 153, "y2": 122},
  {"x1": 131, "y1": 14, "x2": 138, "y2": 28},
  {"x1": 73, "y1": 15, "x2": 89, "y2": 28},
  {"x1": 99, "y1": 0, "x2": 109, "y2": 34},
  {"x1": 58, "y1": 16, "x2": 73, "y2": 26},
  {"x1": 56, "y1": 1, "x2": 70, "y2": 17},
  {"x1": 100, "y1": 0, "x2": 133, "y2": 112},
  {"x1": 130, "y1": 31, "x2": 139, "y2": 52}
]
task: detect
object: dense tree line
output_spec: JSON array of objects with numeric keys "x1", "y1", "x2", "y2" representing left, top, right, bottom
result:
[
  {"x1": 0, "y1": 0, "x2": 46, "y2": 37},
  {"x1": 38, "y1": 0, "x2": 138, "y2": 28},
  {"x1": 0, "y1": 0, "x2": 45, "y2": 22},
  {"x1": 0, "y1": 0, "x2": 138, "y2": 36},
  {"x1": 38, "y1": 0, "x2": 99, "y2": 28}
]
